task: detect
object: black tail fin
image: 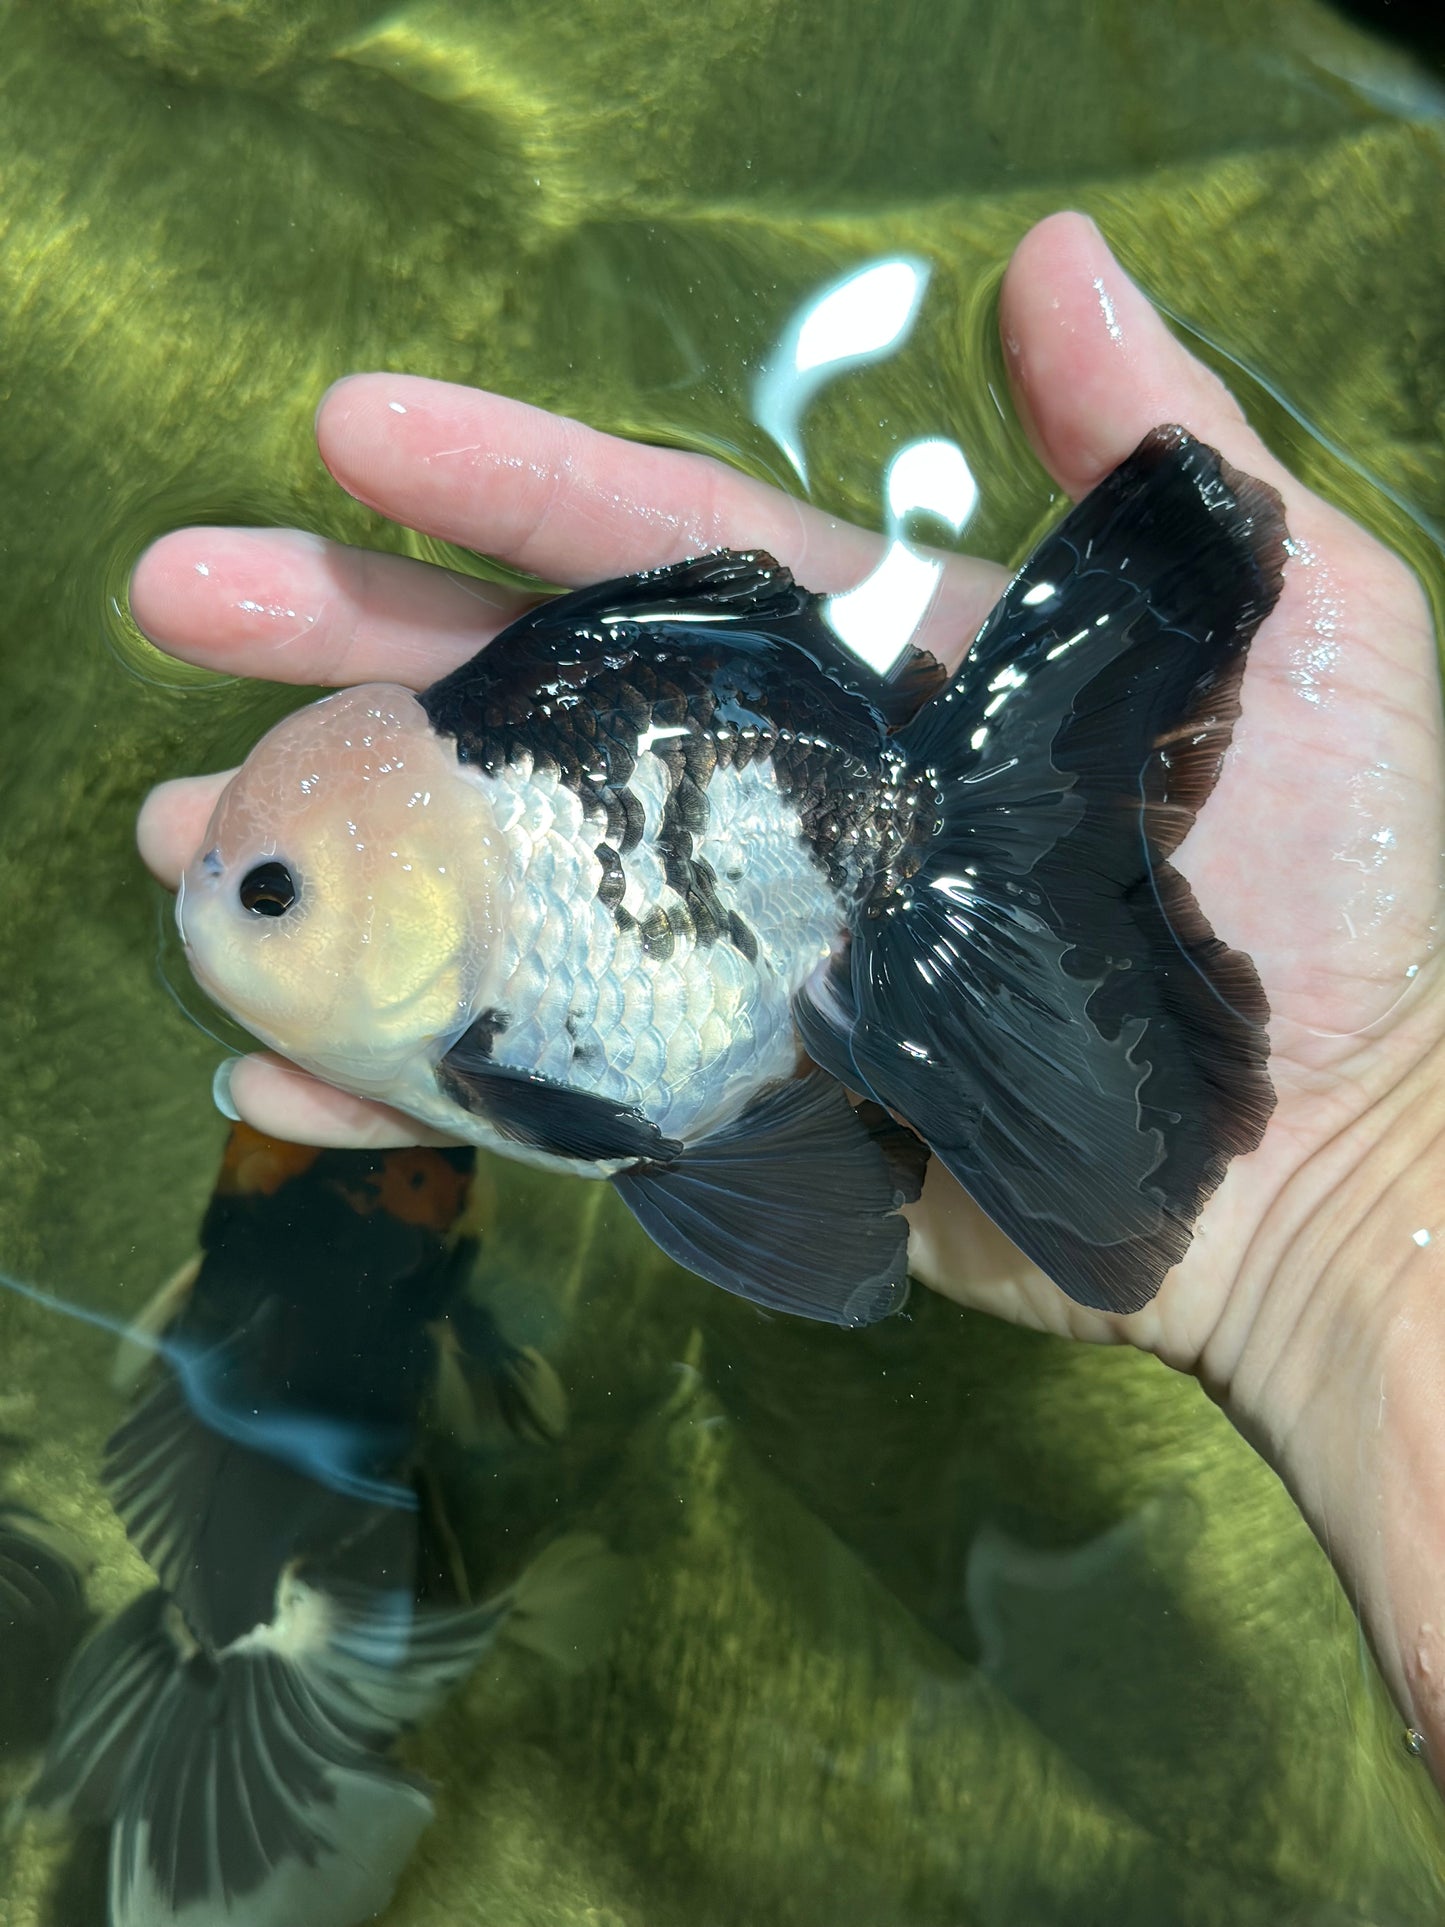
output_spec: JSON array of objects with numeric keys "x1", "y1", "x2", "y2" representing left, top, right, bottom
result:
[{"x1": 796, "y1": 427, "x2": 1284, "y2": 1314}]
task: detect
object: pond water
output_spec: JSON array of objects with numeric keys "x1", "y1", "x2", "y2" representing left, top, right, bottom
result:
[{"x1": 1, "y1": 1, "x2": 1443, "y2": 1922}]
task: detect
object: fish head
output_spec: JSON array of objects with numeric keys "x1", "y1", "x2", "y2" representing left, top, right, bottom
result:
[{"x1": 177, "y1": 683, "x2": 503, "y2": 1094}]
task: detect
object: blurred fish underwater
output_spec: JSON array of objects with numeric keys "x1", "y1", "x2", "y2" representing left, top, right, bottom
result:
[{"x1": 15, "y1": 1124, "x2": 619, "y2": 1927}]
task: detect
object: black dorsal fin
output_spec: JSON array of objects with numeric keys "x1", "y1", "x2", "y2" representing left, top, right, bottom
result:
[
  {"x1": 555, "y1": 549, "x2": 812, "y2": 627},
  {"x1": 488, "y1": 548, "x2": 946, "y2": 734}
]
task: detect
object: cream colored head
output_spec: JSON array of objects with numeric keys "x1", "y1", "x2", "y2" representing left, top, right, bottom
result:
[{"x1": 177, "y1": 684, "x2": 503, "y2": 1096}]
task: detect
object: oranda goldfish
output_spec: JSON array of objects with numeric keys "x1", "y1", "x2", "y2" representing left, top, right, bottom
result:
[{"x1": 176, "y1": 428, "x2": 1284, "y2": 1324}]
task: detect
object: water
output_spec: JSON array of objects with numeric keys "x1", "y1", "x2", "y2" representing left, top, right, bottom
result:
[{"x1": 1, "y1": 0, "x2": 1444, "y2": 1921}]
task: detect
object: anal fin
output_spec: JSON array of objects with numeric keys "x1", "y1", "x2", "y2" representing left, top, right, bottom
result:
[{"x1": 612, "y1": 1072, "x2": 915, "y2": 1325}]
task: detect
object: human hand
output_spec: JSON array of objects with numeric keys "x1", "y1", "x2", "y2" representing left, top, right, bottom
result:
[{"x1": 136, "y1": 211, "x2": 1445, "y2": 1756}]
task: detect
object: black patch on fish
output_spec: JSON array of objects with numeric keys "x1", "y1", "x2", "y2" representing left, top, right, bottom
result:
[
  {"x1": 727, "y1": 910, "x2": 758, "y2": 964},
  {"x1": 648, "y1": 759, "x2": 758, "y2": 960},
  {"x1": 594, "y1": 843, "x2": 625, "y2": 910},
  {"x1": 612, "y1": 1071, "x2": 913, "y2": 1324},
  {"x1": 436, "y1": 1049, "x2": 681, "y2": 1164},
  {"x1": 419, "y1": 551, "x2": 942, "y2": 936},
  {"x1": 447, "y1": 1006, "x2": 508, "y2": 1064},
  {"x1": 638, "y1": 906, "x2": 675, "y2": 962},
  {"x1": 102, "y1": 1315, "x2": 415, "y2": 1647},
  {"x1": 617, "y1": 787, "x2": 646, "y2": 853},
  {"x1": 672, "y1": 770, "x2": 710, "y2": 837},
  {"x1": 796, "y1": 426, "x2": 1284, "y2": 1316}
]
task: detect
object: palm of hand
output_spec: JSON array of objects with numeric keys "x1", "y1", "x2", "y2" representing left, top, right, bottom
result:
[{"x1": 135, "y1": 214, "x2": 1444, "y2": 1372}]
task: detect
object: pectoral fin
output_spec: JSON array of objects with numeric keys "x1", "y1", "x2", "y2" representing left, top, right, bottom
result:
[{"x1": 437, "y1": 1047, "x2": 680, "y2": 1165}]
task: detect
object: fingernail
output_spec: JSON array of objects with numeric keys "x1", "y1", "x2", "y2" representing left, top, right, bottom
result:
[
  {"x1": 315, "y1": 374, "x2": 360, "y2": 434},
  {"x1": 212, "y1": 1058, "x2": 242, "y2": 1122}
]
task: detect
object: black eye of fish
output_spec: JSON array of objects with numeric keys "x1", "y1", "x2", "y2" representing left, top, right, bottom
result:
[{"x1": 239, "y1": 861, "x2": 297, "y2": 918}]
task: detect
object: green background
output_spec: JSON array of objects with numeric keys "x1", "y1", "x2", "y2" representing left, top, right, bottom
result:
[{"x1": 1, "y1": 0, "x2": 1443, "y2": 1921}]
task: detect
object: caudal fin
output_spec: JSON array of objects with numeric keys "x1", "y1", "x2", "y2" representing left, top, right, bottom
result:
[
  {"x1": 30, "y1": 1571, "x2": 507, "y2": 1927},
  {"x1": 796, "y1": 427, "x2": 1284, "y2": 1314}
]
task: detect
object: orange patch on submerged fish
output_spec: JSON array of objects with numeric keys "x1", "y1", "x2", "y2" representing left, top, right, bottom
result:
[
  {"x1": 215, "y1": 1121, "x2": 325, "y2": 1197},
  {"x1": 338, "y1": 1147, "x2": 474, "y2": 1231}
]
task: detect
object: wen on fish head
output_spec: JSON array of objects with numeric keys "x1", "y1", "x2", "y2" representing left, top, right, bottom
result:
[{"x1": 177, "y1": 682, "x2": 506, "y2": 1093}]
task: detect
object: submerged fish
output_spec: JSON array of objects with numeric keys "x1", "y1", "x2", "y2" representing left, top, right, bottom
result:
[
  {"x1": 177, "y1": 428, "x2": 1285, "y2": 1323},
  {"x1": 30, "y1": 1568, "x2": 509, "y2": 1927},
  {"x1": 28, "y1": 1125, "x2": 575, "y2": 1927},
  {"x1": 101, "y1": 1123, "x2": 565, "y2": 1615}
]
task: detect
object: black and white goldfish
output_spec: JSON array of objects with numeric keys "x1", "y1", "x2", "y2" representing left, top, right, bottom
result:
[{"x1": 176, "y1": 428, "x2": 1284, "y2": 1324}]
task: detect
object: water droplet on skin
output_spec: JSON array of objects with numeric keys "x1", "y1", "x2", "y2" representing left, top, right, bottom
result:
[
  {"x1": 1092, "y1": 275, "x2": 1123, "y2": 344},
  {"x1": 1285, "y1": 540, "x2": 1344, "y2": 709},
  {"x1": 1404, "y1": 1726, "x2": 1428, "y2": 1758}
]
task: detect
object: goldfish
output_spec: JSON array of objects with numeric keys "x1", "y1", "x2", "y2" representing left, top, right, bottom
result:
[
  {"x1": 27, "y1": 1126, "x2": 578, "y2": 1927},
  {"x1": 176, "y1": 428, "x2": 1284, "y2": 1323}
]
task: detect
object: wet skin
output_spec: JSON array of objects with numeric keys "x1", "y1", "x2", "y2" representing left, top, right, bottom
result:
[{"x1": 135, "y1": 214, "x2": 1445, "y2": 1774}]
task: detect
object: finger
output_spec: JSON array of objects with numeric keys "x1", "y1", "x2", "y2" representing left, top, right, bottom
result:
[
  {"x1": 134, "y1": 385, "x2": 1005, "y2": 689},
  {"x1": 130, "y1": 527, "x2": 531, "y2": 689},
  {"x1": 315, "y1": 374, "x2": 893, "y2": 593},
  {"x1": 999, "y1": 212, "x2": 1341, "y2": 538},
  {"x1": 137, "y1": 772, "x2": 233, "y2": 888},
  {"x1": 222, "y1": 1053, "x2": 455, "y2": 1149}
]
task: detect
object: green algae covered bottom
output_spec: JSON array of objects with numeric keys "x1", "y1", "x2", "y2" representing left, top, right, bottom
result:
[{"x1": 1, "y1": 0, "x2": 1444, "y2": 1921}]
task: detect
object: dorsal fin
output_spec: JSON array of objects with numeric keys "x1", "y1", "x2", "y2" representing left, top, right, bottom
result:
[{"x1": 515, "y1": 548, "x2": 946, "y2": 733}]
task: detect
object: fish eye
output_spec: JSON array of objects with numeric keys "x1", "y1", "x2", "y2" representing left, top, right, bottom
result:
[{"x1": 238, "y1": 861, "x2": 297, "y2": 918}]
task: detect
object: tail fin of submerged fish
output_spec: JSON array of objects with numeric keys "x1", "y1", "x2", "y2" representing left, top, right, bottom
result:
[
  {"x1": 104, "y1": 1323, "x2": 415, "y2": 1645},
  {"x1": 31, "y1": 1573, "x2": 508, "y2": 1927},
  {"x1": 796, "y1": 426, "x2": 1284, "y2": 1314},
  {"x1": 501, "y1": 1530, "x2": 631, "y2": 1674}
]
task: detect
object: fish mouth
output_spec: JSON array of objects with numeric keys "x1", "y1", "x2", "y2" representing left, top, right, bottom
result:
[{"x1": 176, "y1": 849, "x2": 224, "y2": 951}]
